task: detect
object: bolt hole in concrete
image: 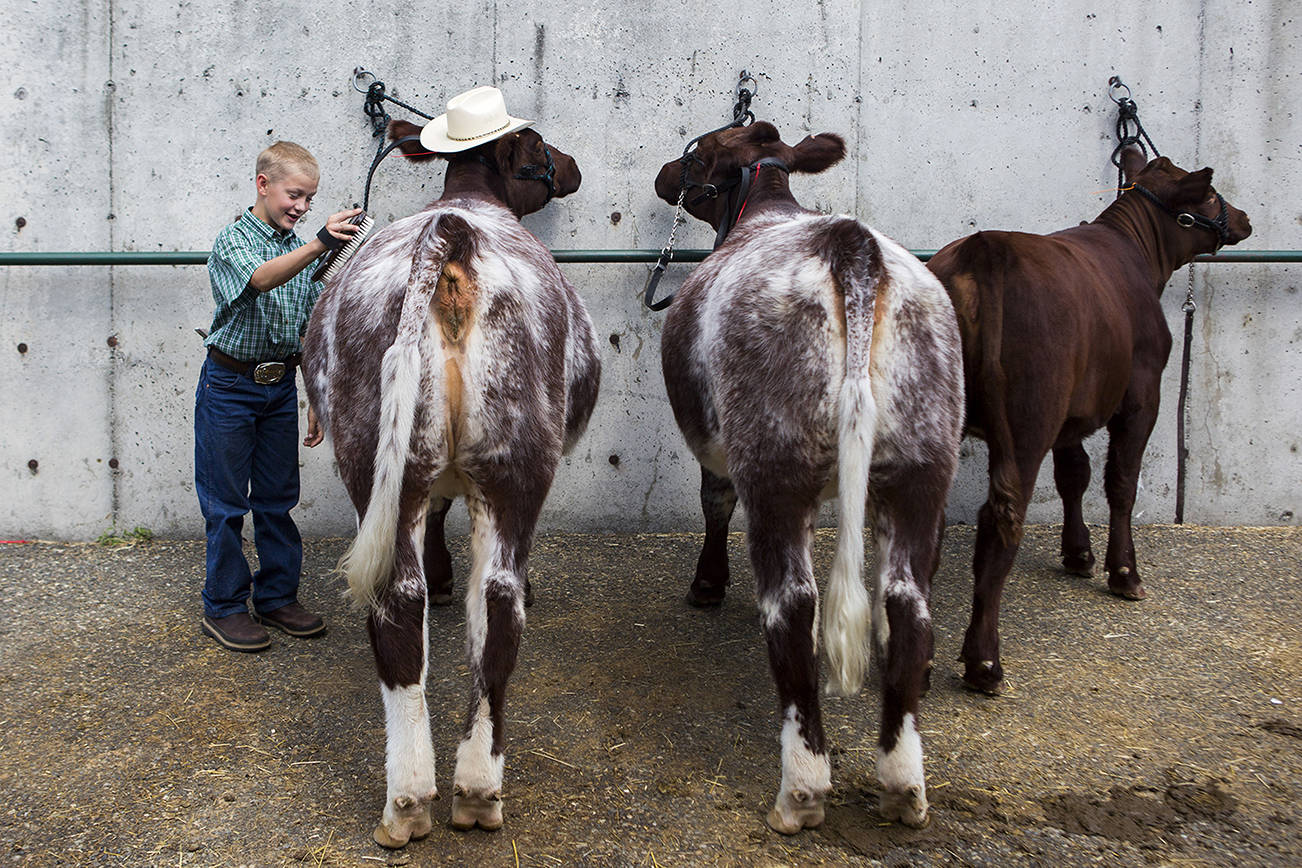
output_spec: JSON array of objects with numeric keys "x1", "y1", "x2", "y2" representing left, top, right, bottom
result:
[{"x1": 17, "y1": 343, "x2": 27, "y2": 353}]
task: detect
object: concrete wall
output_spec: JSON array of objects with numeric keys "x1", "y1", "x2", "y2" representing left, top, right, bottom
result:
[{"x1": 2, "y1": 1, "x2": 1297, "y2": 540}]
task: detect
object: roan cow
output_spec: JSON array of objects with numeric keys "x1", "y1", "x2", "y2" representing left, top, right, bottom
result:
[
  {"x1": 927, "y1": 147, "x2": 1251, "y2": 695},
  {"x1": 652, "y1": 121, "x2": 965, "y2": 831},
  {"x1": 302, "y1": 99, "x2": 600, "y2": 845}
]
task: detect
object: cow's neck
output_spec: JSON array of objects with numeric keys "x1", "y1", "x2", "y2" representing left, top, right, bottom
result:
[
  {"x1": 1094, "y1": 195, "x2": 1204, "y2": 293},
  {"x1": 714, "y1": 168, "x2": 801, "y2": 239},
  {"x1": 441, "y1": 159, "x2": 516, "y2": 217}
]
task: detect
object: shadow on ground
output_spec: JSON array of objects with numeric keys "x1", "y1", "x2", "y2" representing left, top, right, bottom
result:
[{"x1": 0, "y1": 525, "x2": 1298, "y2": 866}]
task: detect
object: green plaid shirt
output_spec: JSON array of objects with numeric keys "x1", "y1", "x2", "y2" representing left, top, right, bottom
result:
[{"x1": 205, "y1": 208, "x2": 322, "y2": 361}]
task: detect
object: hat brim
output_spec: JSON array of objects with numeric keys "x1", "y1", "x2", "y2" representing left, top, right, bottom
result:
[{"x1": 419, "y1": 114, "x2": 536, "y2": 154}]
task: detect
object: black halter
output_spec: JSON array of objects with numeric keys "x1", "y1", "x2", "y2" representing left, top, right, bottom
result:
[
  {"x1": 514, "y1": 143, "x2": 557, "y2": 202},
  {"x1": 697, "y1": 156, "x2": 786, "y2": 247},
  {"x1": 1131, "y1": 183, "x2": 1231, "y2": 249},
  {"x1": 682, "y1": 157, "x2": 791, "y2": 248},
  {"x1": 451, "y1": 145, "x2": 556, "y2": 204}
]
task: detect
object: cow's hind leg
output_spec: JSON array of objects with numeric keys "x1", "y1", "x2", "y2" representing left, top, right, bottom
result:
[
  {"x1": 870, "y1": 475, "x2": 945, "y2": 829},
  {"x1": 424, "y1": 497, "x2": 455, "y2": 605},
  {"x1": 963, "y1": 448, "x2": 1041, "y2": 694},
  {"x1": 743, "y1": 498, "x2": 830, "y2": 834},
  {"x1": 1053, "y1": 443, "x2": 1096, "y2": 576},
  {"x1": 449, "y1": 477, "x2": 546, "y2": 831},
  {"x1": 370, "y1": 509, "x2": 439, "y2": 849},
  {"x1": 687, "y1": 466, "x2": 737, "y2": 607}
]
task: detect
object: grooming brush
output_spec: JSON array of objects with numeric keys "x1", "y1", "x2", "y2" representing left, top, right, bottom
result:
[{"x1": 311, "y1": 211, "x2": 375, "y2": 283}]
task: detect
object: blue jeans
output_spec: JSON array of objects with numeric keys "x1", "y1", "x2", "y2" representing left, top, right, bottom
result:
[{"x1": 195, "y1": 356, "x2": 303, "y2": 619}]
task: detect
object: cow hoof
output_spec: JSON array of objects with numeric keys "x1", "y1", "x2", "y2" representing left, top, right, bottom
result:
[
  {"x1": 686, "y1": 581, "x2": 727, "y2": 607},
  {"x1": 450, "y1": 791, "x2": 504, "y2": 831},
  {"x1": 880, "y1": 785, "x2": 930, "y2": 828},
  {"x1": 373, "y1": 795, "x2": 434, "y2": 849},
  {"x1": 961, "y1": 659, "x2": 1003, "y2": 696},
  {"x1": 1109, "y1": 582, "x2": 1147, "y2": 601},
  {"x1": 765, "y1": 788, "x2": 826, "y2": 834},
  {"x1": 1107, "y1": 567, "x2": 1147, "y2": 600},
  {"x1": 524, "y1": 581, "x2": 534, "y2": 608},
  {"x1": 1062, "y1": 549, "x2": 1095, "y2": 577},
  {"x1": 429, "y1": 590, "x2": 455, "y2": 606}
]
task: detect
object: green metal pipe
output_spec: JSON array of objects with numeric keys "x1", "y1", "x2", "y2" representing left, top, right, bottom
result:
[{"x1": 0, "y1": 249, "x2": 1299, "y2": 266}]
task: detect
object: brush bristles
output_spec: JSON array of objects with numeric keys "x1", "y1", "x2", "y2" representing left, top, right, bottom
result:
[{"x1": 311, "y1": 214, "x2": 375, "y2": 283}]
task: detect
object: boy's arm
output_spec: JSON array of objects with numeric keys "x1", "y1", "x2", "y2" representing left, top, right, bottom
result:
[{"x1": 249, "y1": 207, "x2": 364, "y2": 292}]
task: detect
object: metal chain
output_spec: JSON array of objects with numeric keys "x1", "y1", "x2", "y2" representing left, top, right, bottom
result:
[
  {"x1": 643, "y1": 72, "x2": 759, "y2": 310},
  {"x1": 1182, "y1": 262, "x2": 1197, "y2": 314},
  {"x1": 662, "y1": 186, "x2": 689, "y2": 259}
]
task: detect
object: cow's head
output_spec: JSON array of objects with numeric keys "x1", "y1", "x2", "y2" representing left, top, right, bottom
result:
[
  {"x1": 654, "y1": 121, "x2": 846, "y2": 229},
  {"x1": 1119, "y1": 146, "x2": 1252, "y2": 250},
  {"x1": 389, "y1": 119, "x2": 581, "y2": 218}
]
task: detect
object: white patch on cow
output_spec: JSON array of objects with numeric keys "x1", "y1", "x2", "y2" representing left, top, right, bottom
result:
[
  {"x1": 778, "y1": 704, "x2": 831, "y2": 797},
  {"x1": 391, "y1": 520, "x2": 429, "y2": 600},
  {"x1": 876, "y1": 712, "x2": 925, "y2": 801},
  {"x1": 757, "y1": 533, "x2": 817, "y2": 634},
  {"x1": 464, "y1": 501, "x2": 526, "y2": 666},
  {"x1": 454, "y1": 696, "x2": 503, "y2": 796},
  {"x1": 872, "y1": 527, "x2": 892, "y2": 654},
  {"x1": 381, "y1": 676, "x2": 437, "y2": 810},
  {"x1": 464, "y1": 504, "x2": 495, "y2": 667}
]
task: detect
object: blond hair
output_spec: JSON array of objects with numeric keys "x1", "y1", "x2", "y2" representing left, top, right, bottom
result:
[{"x1": 256, "y1": 141, "x2": 320, "y2": 182}]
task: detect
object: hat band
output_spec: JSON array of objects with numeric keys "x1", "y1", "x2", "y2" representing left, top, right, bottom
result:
[{"x1": 446, "y1": 119, "x2": 511, "y2": 142}]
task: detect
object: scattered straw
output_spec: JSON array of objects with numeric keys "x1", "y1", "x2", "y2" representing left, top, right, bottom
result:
[{"x1": 529, "y1": 749, "x2": 578, "y2": 770}]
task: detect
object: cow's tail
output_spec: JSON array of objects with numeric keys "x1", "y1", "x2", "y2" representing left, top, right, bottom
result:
[
  {"x1": 339, "y1": 216, "x2": 452, "y2": 610},
  {"x1": 823, "y1": 219, "x2": 883, "y2": 697}
]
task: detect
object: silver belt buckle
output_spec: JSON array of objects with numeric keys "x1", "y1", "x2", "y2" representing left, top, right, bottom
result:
[{"x1": 253, "y1": 362, "x2": 286, "y2": 384}]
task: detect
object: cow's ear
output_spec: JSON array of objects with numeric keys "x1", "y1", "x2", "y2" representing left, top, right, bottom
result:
[
  {"x1": 1175, "y1": 167, "x2": 1214, "y2": 205},
  {"x1": 789, "y1": 133, "x2": 846, "y2": 174},
  {"x1": 1118, "y1": 146, "x2": 1148, "y2": 183},
  {"x1": 388, "y1": 120, "x2": 437, "y2": 162}
]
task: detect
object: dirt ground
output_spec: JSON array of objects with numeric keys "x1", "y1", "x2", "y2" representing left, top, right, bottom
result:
[{"x1": 0, "y1": 524, "x2": 1298, "y2": 867}]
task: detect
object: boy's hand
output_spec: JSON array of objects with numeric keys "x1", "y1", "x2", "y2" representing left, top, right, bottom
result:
[
  {"x1": 304, "y1": 406, "x2": 324, "y2": 447},
  {"x1": 317, "y1": 207, "x2": 366, "y2": 249}
]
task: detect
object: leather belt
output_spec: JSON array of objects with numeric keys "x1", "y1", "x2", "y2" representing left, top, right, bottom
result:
[{"x1": 207, "y1": 347, "x2": 300, "y2": 385}]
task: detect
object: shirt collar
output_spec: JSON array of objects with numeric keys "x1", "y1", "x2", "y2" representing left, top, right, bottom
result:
[{"x1": 240, "y1": 207, "x2": 296, "y2": 243}]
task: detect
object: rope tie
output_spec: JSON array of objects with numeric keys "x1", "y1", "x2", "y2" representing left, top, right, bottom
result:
[{"x1": 1108, "y1": 75, "x2": 1194, "y2": 524}]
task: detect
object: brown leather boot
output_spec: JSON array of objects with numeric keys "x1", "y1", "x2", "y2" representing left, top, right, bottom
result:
[
  {"x1": 202, "y1": 612, "x2": 272, "y2": 652},
  {"x1": 253, "y1": 602, "x2": 326, "y2": 638}
]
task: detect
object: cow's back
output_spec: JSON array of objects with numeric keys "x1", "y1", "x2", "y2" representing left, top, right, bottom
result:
[
  {"x1": 665, "y1": 215, "x2": 847, "y2": 478},
  {"x1": 930, "y1": 227, "x2": 1163, "y2": 442},
  {"x1": 303, "y1": 199, "x2": 599, "y2": 491},
  {"x1": 664, "y1": 213, "x2": 959, "y2": 483}
]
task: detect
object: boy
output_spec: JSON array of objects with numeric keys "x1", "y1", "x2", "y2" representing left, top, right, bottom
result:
[{"x1": 197, "y1": 140, "x2": 362, "y2": 652}]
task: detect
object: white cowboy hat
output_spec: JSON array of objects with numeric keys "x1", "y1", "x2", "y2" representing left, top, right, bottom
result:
[{"x1": 419, "y1": 86, "x2": 535, "y2": 153}]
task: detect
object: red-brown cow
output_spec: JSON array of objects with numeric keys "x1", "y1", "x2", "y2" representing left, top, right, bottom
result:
[{"x1": 928, "y1": 147, "x2": 1251, "y2": 695}]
